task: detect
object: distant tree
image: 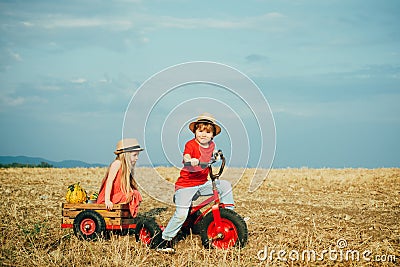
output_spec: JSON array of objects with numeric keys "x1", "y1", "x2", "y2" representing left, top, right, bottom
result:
[
  {"x1": 0, "y1": 162, "x2": 53, "y2": 168},
  {"x1": 37, "y1": 161, "x2": 53, "y2": 168},
  {"x1": 10, "y1": 163, "x2": 31, "y2": 168}
]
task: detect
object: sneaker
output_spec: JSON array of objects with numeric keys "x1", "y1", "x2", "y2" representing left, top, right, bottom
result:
[{"x1": 156, "y1": 239, "x2": 175, "y2": 253}]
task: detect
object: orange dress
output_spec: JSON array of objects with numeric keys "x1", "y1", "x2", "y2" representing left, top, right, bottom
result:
[{"x1": 96, "y1": 168, "x2": 142, "y2": 217}]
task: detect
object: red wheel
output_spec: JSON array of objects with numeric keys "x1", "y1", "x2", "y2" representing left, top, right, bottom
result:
[
  {"x1": 200, "y1": 208, "x2": 248, "y2": 249},
  {"x1": 80, "y1": 218, "x2": 97, "y2": 235},
  {"x1": 139, "y1": 227, "x2": 152, "y2": 245},
  {"x1": 73, "y1": 210, "x2": 106, "y2": 241},
  {"x1": 134, "y1": 217, "x2": 162, "y2": 249},
  {"x1": 206, "y1": 218, "x2": 239, "y2": 249}
]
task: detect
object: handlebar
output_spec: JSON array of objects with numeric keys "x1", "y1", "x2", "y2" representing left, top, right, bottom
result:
[
  {"x1": 183, "y1": 150, "x2": 225, "y2": 180},
  {"x1": 183, "y1": 161, "x2": 209, "y2": 168}
]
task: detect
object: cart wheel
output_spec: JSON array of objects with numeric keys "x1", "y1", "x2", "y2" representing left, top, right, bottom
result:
[
  {"x1": 199, "y1": 208, "x2": 248, "y2": 249},
  {"x1": 73, "y1": 210, "x2": 106, "y2": 241},
  {"x1": 135, "y1": 217, "x2": 162, "y2": 249}
]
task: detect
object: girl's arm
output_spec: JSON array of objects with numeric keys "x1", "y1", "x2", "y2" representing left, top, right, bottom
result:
[{"x1": 104, "y1": 160, "x2": 121, "y2": 210}]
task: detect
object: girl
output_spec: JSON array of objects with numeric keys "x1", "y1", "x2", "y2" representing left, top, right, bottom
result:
[{"x1": 96, "y1": 138, "x2": 143, "y2": 217}]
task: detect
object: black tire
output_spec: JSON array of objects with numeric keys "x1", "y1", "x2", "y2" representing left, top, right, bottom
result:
[
  {"x1": 73, "y1": 210, "x2": 106, "y2": 241},
  {"x1": 135, "y1": 217, "x2": 162, "y2": 249},
  {"x1": 199, "y1": 208, "x2": 248, "y2": 249}
]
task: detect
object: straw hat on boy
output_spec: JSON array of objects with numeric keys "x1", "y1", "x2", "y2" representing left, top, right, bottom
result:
[
  {"x1": 189, "y1": 112, "x2": 221, "y2": 136},
  {"x1": 114, "y1": 138, "x2": 144, "y2": 155}
]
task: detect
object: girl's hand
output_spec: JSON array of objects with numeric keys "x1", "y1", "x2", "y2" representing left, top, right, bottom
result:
[{"x1": 105, "y1": 200, "x2": 114, "y2": 210}]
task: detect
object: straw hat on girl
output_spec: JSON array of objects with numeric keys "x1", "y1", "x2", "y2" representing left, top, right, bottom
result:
[{"x1": 114, "y1": 138, "x2": 144, "y2": 155}]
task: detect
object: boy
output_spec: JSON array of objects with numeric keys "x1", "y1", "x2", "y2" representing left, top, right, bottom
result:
[{"x1": 157, "y1": 113, "x2": 235, "y2": 253}]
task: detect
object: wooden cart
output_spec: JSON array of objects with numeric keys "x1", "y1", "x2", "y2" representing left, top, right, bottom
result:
[{"x1": 61, "y1": 203, "x2": 162, "y2": 247}]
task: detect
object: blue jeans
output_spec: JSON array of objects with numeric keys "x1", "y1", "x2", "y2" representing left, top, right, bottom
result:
[{"x1": 161, "y1": 179, "x2": 234, "y2": 241}]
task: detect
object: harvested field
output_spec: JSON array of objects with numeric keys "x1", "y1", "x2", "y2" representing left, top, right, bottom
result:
[{"x1": 0, "y1": 167, "x2": 399, "y2": 266}]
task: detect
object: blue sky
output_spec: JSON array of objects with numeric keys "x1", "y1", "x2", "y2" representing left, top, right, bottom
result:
[{"x1": 0, "y1": 0, "x2": 399, "y2": 168}]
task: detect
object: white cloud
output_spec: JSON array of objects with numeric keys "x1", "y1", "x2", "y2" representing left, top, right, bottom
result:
[
  {"x1": 272, "y1": 90, "x2": 400, "y2": 123},
  {"x1": 263, "y1": 12, "x2": 285, "y2": 19},
  {"x1": 9, "y1": 50, "x2": 22, "y2": 62},
  {"x1": 22, "y1": 11, "x2": 286, "y2": 32},
  {"x1": 70, "y1": 78, "x2": 87, "y2": 84},
  {"x1": 21, "y1": 21, "x2": 34, "y2": 27},
  {"x1": 28, "y1": 16, "x2": 133, "y2": 31},
  {"x1": 37, "y1": 85, "x2": 62, "y2": 91},
  {"x1": 140, "y1": 37, "x2": 150, "y2": 43},
  {"x1": 0, "y1": 95, "x2": 48, "y2": 109},
  {"x1": 156, "y1": 17, "x2": 243, "y2": 29},
  {"x1": 152, "y1": 12, "x2": 286, "y2": 30},
  {"x1": 272, "y1": 105, "x2": 313, "y2": 118},
  {"x1": 3, "y1": 96, "x2": 25, "y2": 106}
]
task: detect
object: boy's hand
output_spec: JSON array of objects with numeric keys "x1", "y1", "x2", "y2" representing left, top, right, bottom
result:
[{"x1": 190, "y1": 158, "x2": 199, "y2": 166}]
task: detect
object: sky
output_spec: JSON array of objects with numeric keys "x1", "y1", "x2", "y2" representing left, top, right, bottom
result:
[{"x1": 0, "y1": 0, "x2": 399, "y2": 169}]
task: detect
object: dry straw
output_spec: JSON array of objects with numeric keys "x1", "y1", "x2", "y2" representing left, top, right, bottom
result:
[{"x1": 0, "y1": 167, "x2": 399, "y2": 266}]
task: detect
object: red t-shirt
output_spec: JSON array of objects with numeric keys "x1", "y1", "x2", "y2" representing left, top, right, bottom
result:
[{"x1": 175, "y1": 138, "x2": 215, "y2": 190}]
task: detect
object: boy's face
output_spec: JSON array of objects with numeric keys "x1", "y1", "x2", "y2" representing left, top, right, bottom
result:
[{"x1": 195, "y1": 127, "x2": 214, "y2": 145}]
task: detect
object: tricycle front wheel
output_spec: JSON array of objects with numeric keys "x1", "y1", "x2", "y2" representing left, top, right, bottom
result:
[{"x1": 199, "y1": 208, "x2": 248, "y2": 249}]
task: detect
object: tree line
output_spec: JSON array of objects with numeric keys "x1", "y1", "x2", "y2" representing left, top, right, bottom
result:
[{"x1": 0, "y1": 162, "x2": 53, "y2": 168}]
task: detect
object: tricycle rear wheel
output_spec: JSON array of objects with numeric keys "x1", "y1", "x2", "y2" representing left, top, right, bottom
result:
[{"x1": 134, "y1": 217, "x2": 162, "y2": 249}]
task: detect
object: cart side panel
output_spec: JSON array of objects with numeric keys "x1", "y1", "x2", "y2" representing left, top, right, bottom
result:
[{"x1": 61, "y1": 202, "x2": 134, "y2": 228}]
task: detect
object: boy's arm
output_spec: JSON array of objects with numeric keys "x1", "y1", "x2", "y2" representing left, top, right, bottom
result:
[
  {"x1": 182, "y1": 142, "x2": 200, "y2": 166},
  {"x1": 183, "y1": 154, "x2": 199, "y2": 166}
]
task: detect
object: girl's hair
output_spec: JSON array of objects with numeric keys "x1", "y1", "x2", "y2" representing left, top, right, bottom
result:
[
  {"x1": 102, "y1": 152, "x2": 138, "y2": 201},
  {"x1": 194, "y1": 122, "x2": 215, "y2": 136},
  {"x1": 117, "y1": 152, "x2": 138, "y2": 194}
]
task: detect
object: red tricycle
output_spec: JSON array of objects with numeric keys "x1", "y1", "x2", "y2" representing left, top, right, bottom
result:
[
  {"x1": 61, "y1": 150, "x2": 248, "y2": 249},
  {"x1": 177, "y1": 150, "x2": 248, "y2": 249}
]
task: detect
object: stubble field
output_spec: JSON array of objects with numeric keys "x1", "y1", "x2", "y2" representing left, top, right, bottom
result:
[{"x1": 0, "y1": 167, "x2": 399, "y2": 266}]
